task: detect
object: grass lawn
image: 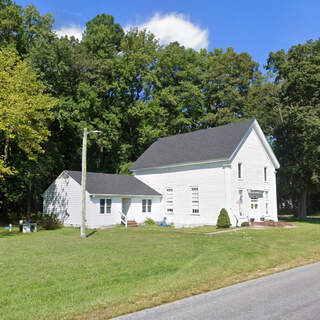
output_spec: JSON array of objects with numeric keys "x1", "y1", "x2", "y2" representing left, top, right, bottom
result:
[
  {"x1": 1, "y1": 219, "x2": 320, "y2": 320},
  {"x1": 140, "y1": 224, "x2": 234, "y2": 234}
]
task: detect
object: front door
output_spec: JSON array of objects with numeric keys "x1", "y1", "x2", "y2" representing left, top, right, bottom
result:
[
  {"x1": 122, "y1": 198, "x2": 131, "y2": 216},
  {"x1": 250, "y1": 197, "x2": 260, "y2": 220}
]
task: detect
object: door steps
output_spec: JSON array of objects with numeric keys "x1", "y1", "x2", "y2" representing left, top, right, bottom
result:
[{"x1": 127, "y1": 220, "x2": 138, "y2": 227}]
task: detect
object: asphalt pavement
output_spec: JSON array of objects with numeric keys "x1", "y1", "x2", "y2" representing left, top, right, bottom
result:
[{"x1": 114, "y1": 262, "x2": 320, "y2": 320}]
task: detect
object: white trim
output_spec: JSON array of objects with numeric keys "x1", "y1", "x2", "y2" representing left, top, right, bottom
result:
[
  {"x1": 165, "y1": 187, "x2": 174, "y2": 214},
  {"x1": 229, "y1": 120, "x2": 279, "y2": 169},
  {"x1": 142, "y1": 198, "x2": 152, "y2": 213},
  {"x1": 131, "y1": 119, "x2": 280, "y2": 172},
  {"x1": 131, "y1": 158, "x2": 229, "y2": 172},
  {"x1": 99, "y1": 198, "x2": 112, "y2": 214},
  {"x1": 190, "y1": 186, "x2": 200, "y2": 215},
  {"x1": 42, "y1": 170, "x2": 71, "y2": 197},
  {"x1": 90, "y1": 193, "x2": 162, "y2": 198},
  {"x1": 252, "y1": 120, "x2": 280, "y2": 169},
  {"x1": 229, "y1": 124, "x2": 254, "y2": 162},
  {"x1": 247, "y1": 189, "x2": 265, "y2": 194}
]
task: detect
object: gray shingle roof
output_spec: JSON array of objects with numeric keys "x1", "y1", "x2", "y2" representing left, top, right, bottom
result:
[
  {"x1": 131, "y1": 119, "x2": 255, "y2": 171},
  {"x1": 66, "y1": 171, "x2": 161, "y2": 196}
]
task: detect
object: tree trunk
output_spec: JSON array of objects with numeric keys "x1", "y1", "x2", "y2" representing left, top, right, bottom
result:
[
  {"x1": 298, "y1": 190, "x2": 307, "y2": 220},
  {"x1": 278, "y1": 106, "x2": 284, "y2": 124},
  {"x1": 0, "y1": 136, "x2": 10, "y2": 221},
  {"x1": 1, "y1": 198, "x2": 8, "y2": 222},
  {"x1": 26, "y1": 186, "x2": 32, "y2": 220},
  {"x1": 4, "y1": 136, "x2": 9, "y2": 163},
  {"x1": 99, "y1": 146, "x2": 104, "y2": 169}
]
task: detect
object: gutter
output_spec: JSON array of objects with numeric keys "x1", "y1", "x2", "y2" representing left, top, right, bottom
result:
[{"x1": 90, "y1": 193, "x2": 162, "y2": 198}]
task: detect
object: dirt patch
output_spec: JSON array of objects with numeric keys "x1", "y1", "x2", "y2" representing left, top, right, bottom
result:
[{"x1": 251, "y1": 221, "x2": 295, "y2": 228}]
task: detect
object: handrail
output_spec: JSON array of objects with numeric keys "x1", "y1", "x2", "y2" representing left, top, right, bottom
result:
[{"x1": 119, "y1": 211, "x2": 127, "y2": 228}]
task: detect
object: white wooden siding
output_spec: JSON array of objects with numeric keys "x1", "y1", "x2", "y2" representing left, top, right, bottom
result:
[
  {"x1": 230, "y1": 127, "x2": 278, "y2": 224},
  {"x1": 86, "y1": 197, "x2": 122, "y2": 228},
  {"x1": 126, "y1": 197, "x2": 162, "y2": 223},
  {"x1": 134, "y1": 162, "x2": 227, "y2": 227},
  {"x1": 134, "y1": 126, "x2": 278, "y2": 227},
  {"x1": 43, "y1": 172, "x2": 82, "y2": 226},
  {"x1": 44, "y1": 122, "x2": 278, "y2": 229},
  {"x1": 43, "y1": 173, "x2": 162, "y2": 228}
]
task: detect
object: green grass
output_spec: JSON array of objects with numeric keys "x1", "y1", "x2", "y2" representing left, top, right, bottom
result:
[
  {"x1": 1, "y1": 219, "x2": 320, "y2": 320},
  {"x1": 140, "y1": 224, "x2": 226, "y2": 234}
]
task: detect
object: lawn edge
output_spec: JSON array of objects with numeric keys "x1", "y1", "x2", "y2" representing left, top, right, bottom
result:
[{"x1": 72, "y1": 256, "x2": 320, "y2": 320}]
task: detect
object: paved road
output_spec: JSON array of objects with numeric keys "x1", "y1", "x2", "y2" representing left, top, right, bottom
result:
[{"x1": 114, "y1": 262, "x2": 320, "y2": 320}]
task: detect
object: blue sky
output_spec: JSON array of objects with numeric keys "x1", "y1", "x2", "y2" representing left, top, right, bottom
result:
[{"x1": 17, "y1": 0, "x2": 320, "y2": 69}]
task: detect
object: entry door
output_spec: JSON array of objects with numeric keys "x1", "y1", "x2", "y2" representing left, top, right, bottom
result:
[
  {"x1": 250, "y1": 198, "x2": 260, "y2": 219},
  {"x1": 122, "y1": 198, "x2": 131, "y2": 216}
]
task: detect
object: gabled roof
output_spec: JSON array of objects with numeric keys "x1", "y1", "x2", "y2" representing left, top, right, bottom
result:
[
  {"x1": 131, "y1": 119, "x2": 257, "y2": 171},
  {"x1": 66, "y1": 171, "x2": 161, "y2": 196}
]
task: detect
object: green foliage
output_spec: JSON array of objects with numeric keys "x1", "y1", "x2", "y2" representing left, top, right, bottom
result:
[
  {"x1": 0, "y1": 2, "x2": 318, "y2": 221},
  {"x1": 144, "y1": 218, "x2": 156, "y2": 225},
  {"x1": 117, "y1": 162, "x2": 133, "y2": 175},
  {"x1": 241, "y1": 221, "x2": 250, "y2": 227},
  {"x1": 0, "y1": 1, "x2": 53, "y2": 55},
  {"x1": 37, "y1": 213, "x2": 62, "y2": 230},
  {"x1": 0, "y1": 48, "x2": 56, "y2": 179},
  {"x1": 82, "y1": 14, "x2": 124, "y2": 59},
  {"x1": 267, "y1": 39, "x2": 320, "y2": 218},
  {"x1": 217, "y1": 208, "x2": 231, "y2": 228}
]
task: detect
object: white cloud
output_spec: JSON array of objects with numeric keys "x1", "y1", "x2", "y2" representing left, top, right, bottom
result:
[
  {"x1": 125, "y1": 13, "x2": 209, "y2": 51},
  {"x1": 54, "y1": 25, "x2": 84, "y2": 40}
]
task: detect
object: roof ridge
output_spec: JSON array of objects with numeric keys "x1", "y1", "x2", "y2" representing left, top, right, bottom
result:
[
  {"x1": 131, "y1": 118, "x2": 256, "y2": 171},
  {"x1": 67, "y1": 170, "x2": 133, "y2": 177},
  {"x1": 157, "y1": 118, "x2": 255, "y2": 141},
  {"x1": 65, "y1": 170, "x2": 160, "y2": 195}
]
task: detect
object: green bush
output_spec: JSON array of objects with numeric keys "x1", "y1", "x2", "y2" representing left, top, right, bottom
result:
[
  {"x1": 38, "y1": 213, "x2": 62, "y2": 230},
  {"x1": 241, "y1": 221, "x2": 250, "y2": 227},
  {"x1": 144, "y1": 218, "x2": 156, "y2": 225},
  {"x1": 217, "y1": 208, "x2": 231, "y2": 228}
]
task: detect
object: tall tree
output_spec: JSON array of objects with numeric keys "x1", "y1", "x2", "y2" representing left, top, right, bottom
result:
[
  {"x1": 0, "y1": 48, "x2": 56, "y2": 218},
  {"x1": 267, "y1": 39, "x2": 320, "y2": 218},
  {"x1": 0, "y1": 1, "x2": 53, "y2": 55},
  {"x1": 82, "y1": 13, "x2": 124, "y2": 60},
  {"x1": 201, "y1": 47, "x2": 267, "y2": 127},
  {"x1": 153, "y1": 42, "x2": 206, "y2": 134}
]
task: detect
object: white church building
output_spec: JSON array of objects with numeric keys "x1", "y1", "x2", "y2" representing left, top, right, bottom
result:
[{"x1": 43, "y1": 119, "x2": 280, "y2": 228}]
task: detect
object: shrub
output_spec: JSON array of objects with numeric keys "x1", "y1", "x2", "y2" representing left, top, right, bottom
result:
[
  {"x1": 144, "y1": 218, "x2": 156, "y2": 225},
  {"x1": 241, "y1": 221, "x2": 250, "y2": 227},
  {"x1": 38, "y1": 213, "x2": 62, "y2": 230},
  {"x1": 217, "y1": 208, "x2": 231, "y2": 228}
]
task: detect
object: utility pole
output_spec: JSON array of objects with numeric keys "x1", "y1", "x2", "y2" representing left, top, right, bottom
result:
[
  {"x1": 80, "y1": 128, "x2": 101, "y2": 239},
  {"x1": 81, "y1": 128, "x2": 87, "y2": 238}
]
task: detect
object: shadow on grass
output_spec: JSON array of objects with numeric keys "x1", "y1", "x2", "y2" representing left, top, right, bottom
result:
[
  {"x1": 279, "y1": 215, "x2": 320, "y2": 225},
  {"x1": 87, "y1": 230, "x2": 97, "y2": 238},
  {"x1": 0, "y1": 230, "x2": 20, "y2": 238}
]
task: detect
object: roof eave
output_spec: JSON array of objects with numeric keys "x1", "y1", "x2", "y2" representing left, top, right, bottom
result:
[
  {"x1": 90, "y1": 193, "x2": 162, "y2": 198},
  {"x1": 130, "y1": 158, "x2": 230, "y2": 173},
  {"x1": 253, "y1": 120, "x2": 280, "y2": 169},
  {"x1": 229, "y1": 119, "x2": 280, "y2": 169}
]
